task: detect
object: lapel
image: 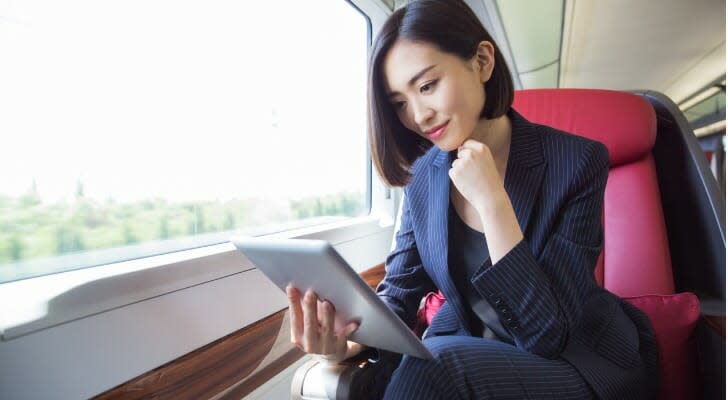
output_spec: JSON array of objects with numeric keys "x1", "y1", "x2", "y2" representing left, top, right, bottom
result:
[
  {"x1": 424, "y1": 109, "x2": 546, "y2": 328},
  {"x1": 428, "y1": 149, "x2": 467, "y2": 325},
  {"x1": 505, "y1": 109, "x2": 547, "y2": 234}
]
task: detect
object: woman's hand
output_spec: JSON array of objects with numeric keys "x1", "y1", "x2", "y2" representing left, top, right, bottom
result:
[
  {"x1": 448, "y1": 139, "x2": 506, "y2": 215},
  {"x1": 287, "y1": 285, "x2": 365, "y2": 363},
  {"x1": 449, "y1": 139, "x2": 524, "y2": 263}
]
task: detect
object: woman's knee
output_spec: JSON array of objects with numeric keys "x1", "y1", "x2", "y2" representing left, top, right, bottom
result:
[{"x1": 385, "y1": 355, "x2": 454, "y2": 399}]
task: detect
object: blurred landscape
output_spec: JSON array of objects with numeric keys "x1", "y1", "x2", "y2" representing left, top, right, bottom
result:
[{"x1": 0, "y1": 182, "x2": 365, "y2": 281}]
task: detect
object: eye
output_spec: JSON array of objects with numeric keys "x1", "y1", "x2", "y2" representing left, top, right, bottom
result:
[
  {"x1": 392, "y1": 100, "x2": 406, "y2": 111},
  {"x1": 419, "y1": 80, "x2": 437, "y2": 94}
]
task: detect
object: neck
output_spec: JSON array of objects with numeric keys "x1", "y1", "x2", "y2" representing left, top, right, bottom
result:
[{"x1": 469, "y1": 113, "x2": 511, "y2": 160}]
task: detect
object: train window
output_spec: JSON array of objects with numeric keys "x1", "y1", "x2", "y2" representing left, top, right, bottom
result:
[
  {"x1": 0, "y1": 0, "x2": 369, "y2": 283},
  {"x1": 684, "y1": 90, "x2": 726, "y2": 124}
]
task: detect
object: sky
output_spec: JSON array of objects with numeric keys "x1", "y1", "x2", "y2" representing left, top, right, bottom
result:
[{"x1": 0, "y1": 0, "x2": 369, "y2": 202}]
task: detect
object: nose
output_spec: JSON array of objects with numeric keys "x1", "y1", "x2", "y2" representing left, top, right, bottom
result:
[{"x1": 411, "y1": 99, "x2": 434, "y2": 128}]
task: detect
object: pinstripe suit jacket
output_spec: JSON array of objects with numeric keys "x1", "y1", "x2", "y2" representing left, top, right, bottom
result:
[{"x1": 376, "y1": 109, "x2": 658, "y2": 399}]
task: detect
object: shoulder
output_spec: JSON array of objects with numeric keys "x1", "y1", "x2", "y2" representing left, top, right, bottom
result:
[
  {"x1": 508, "y1": 108, "x2": 609, "y2": 176},
  {"x1": 521, "y1": 122, "x2": 610, "y2": 197},
  {"x1": 513, "y1": 118, "x2": 610, "y2": 203},
  {"x1": 537, "y1": 123, "x2": 609, "y2": 172}
]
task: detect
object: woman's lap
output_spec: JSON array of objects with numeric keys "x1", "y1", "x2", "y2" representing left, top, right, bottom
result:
[{"x1": 383, "y1": 336, "x2": 594, "y2": 400}]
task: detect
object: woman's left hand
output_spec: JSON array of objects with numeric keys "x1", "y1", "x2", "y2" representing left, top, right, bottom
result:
[
  {"x1": 449, "y1": 139, "x2": 524, "y2": 263},
  {"x1": 448, "y1": 139, "x2": 506, "y2": 215}
]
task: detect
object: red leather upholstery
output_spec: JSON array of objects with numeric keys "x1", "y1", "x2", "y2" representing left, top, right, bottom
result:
[
  {"x1": 624, "y1": 293, "x2": 701, "y2": 400},
  {"x1": 512, "y1": 89, "x2": 674, "y2": 296},
  {"x1": 603, "y1": 156, "x2": 674, "y2": 296}
]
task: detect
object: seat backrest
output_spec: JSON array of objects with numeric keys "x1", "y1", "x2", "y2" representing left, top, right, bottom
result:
[{"x1": 513, "y1": 89, "x2": 675, "y2": 296}]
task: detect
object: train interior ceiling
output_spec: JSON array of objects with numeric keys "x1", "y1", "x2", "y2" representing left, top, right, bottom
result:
[{"x1": 0, "y1": 0, "x2": 724, "y2": 399}]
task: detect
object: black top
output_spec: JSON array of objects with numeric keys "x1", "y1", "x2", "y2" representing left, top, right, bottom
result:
[{"x1": 448, "y1": 202, "x2": 513, "y2": 343}]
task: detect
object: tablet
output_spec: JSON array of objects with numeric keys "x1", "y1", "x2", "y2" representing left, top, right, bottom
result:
[{"x1": 231, "y1": 236, "x2": 434, "y2": 360}]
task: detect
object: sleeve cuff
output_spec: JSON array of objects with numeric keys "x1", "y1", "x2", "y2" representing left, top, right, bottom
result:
[{"x1": 470, "y1": 239, "x2": 557, "y2": 333}]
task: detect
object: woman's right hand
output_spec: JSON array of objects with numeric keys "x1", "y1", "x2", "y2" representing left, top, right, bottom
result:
[{"x1": 287, "y1": 284, "x2": 365, "y2": 363}]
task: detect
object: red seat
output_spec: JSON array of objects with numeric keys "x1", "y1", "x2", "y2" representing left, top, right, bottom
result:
[
  {"x1": 418, "y1": 89, "x2": 712, "y2": 399},
  {"x1": 515, "y1": 89, "x2": 675, "y2": 296}
]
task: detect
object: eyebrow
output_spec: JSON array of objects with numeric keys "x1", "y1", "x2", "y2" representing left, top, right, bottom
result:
[{"x1": 387, "y1": 65, "x2": 436, "y2": 99}]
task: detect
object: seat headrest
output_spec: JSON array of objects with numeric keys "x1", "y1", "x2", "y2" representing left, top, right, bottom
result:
[{"x1": 513, "y1": 89, "x2": 657, "y2": 167}]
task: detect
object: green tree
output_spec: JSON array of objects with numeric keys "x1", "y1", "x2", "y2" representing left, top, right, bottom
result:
[
  {"x1": 123, "y1": 224, "x2": 138, "y2": 244},
  {"x1": 56, "y1": 226, "x2": 85, "y2": 254},
  {"x1": 224, "y1": 210, "x2": 235, "y2": 230},
  {"x1": 19, "y1": 193, "x2": 41, "y2": 207},
  {"x1": 9, "y1": 236, "x2": 23, "y2": 261},
  {"x1": 74, "y1": 232, "x2": 86, "y2": 252},
  {"x1": 56, "y1": 226, "x2": 69, "y2": 254},
  {"x1": 76, "y1": 201, "x2": 103, "y2": 229},
  {"x1": 194, "y1": 206, "x2": 206, "y2": 234},
  {"x1": 159, "y1": 215, "x2": 170, "y2": 239},
  {"x1": 142, "y1": 200, "x2": 156, "y2": 211},
  {"x1": 20, "y1": 178, "x2": 41, "y2": 207}
]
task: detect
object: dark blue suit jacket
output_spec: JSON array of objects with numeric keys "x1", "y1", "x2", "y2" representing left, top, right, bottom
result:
[{"x1": 377, "y1": 110, "x2": 658, "y2": 399}]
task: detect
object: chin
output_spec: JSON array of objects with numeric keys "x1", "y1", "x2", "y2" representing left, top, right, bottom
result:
[
  {"x1": 432, "y1": 136, "x2": 464, "y2": 153},
  {"x1": 433, "y1": 142, "x2": 457, "y2": 153}
]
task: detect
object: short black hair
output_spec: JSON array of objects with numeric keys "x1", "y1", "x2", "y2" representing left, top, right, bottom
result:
[{"x1": 368, "y1": 0, "x2": 514, "y2": 187}]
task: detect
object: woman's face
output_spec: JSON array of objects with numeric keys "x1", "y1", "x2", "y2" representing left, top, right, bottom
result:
[{"x1": 383, "y1": 39, "x2": 494, "y2": 152}]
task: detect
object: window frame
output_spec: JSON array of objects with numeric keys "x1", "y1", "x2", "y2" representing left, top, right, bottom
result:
[{"x1": 0, "y1": 1, "x2": 395, "y2": 398}]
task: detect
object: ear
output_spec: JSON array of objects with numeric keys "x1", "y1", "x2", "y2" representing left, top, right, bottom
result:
[{"x1": 472, "y1": 41, "x2": 495, "y2": 83}]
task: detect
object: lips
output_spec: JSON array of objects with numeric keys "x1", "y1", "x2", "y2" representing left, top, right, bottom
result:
[{"x1": 425, "y1": 122, "x2": 449, "y2": 140}]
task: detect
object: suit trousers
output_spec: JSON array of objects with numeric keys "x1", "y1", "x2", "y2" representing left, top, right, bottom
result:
[{"x1": 383, "y1": 335, "x2": 595, "y2": 400}]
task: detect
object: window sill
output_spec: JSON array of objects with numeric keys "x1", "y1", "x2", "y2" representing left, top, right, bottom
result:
[{"x1": 0, "y1": 214, "x2": 393, "y2": 341}]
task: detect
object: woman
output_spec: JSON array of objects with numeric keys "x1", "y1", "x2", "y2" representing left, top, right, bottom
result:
[{"x1": 287, "y1": 0, "x2": 657, "y2": 398}]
